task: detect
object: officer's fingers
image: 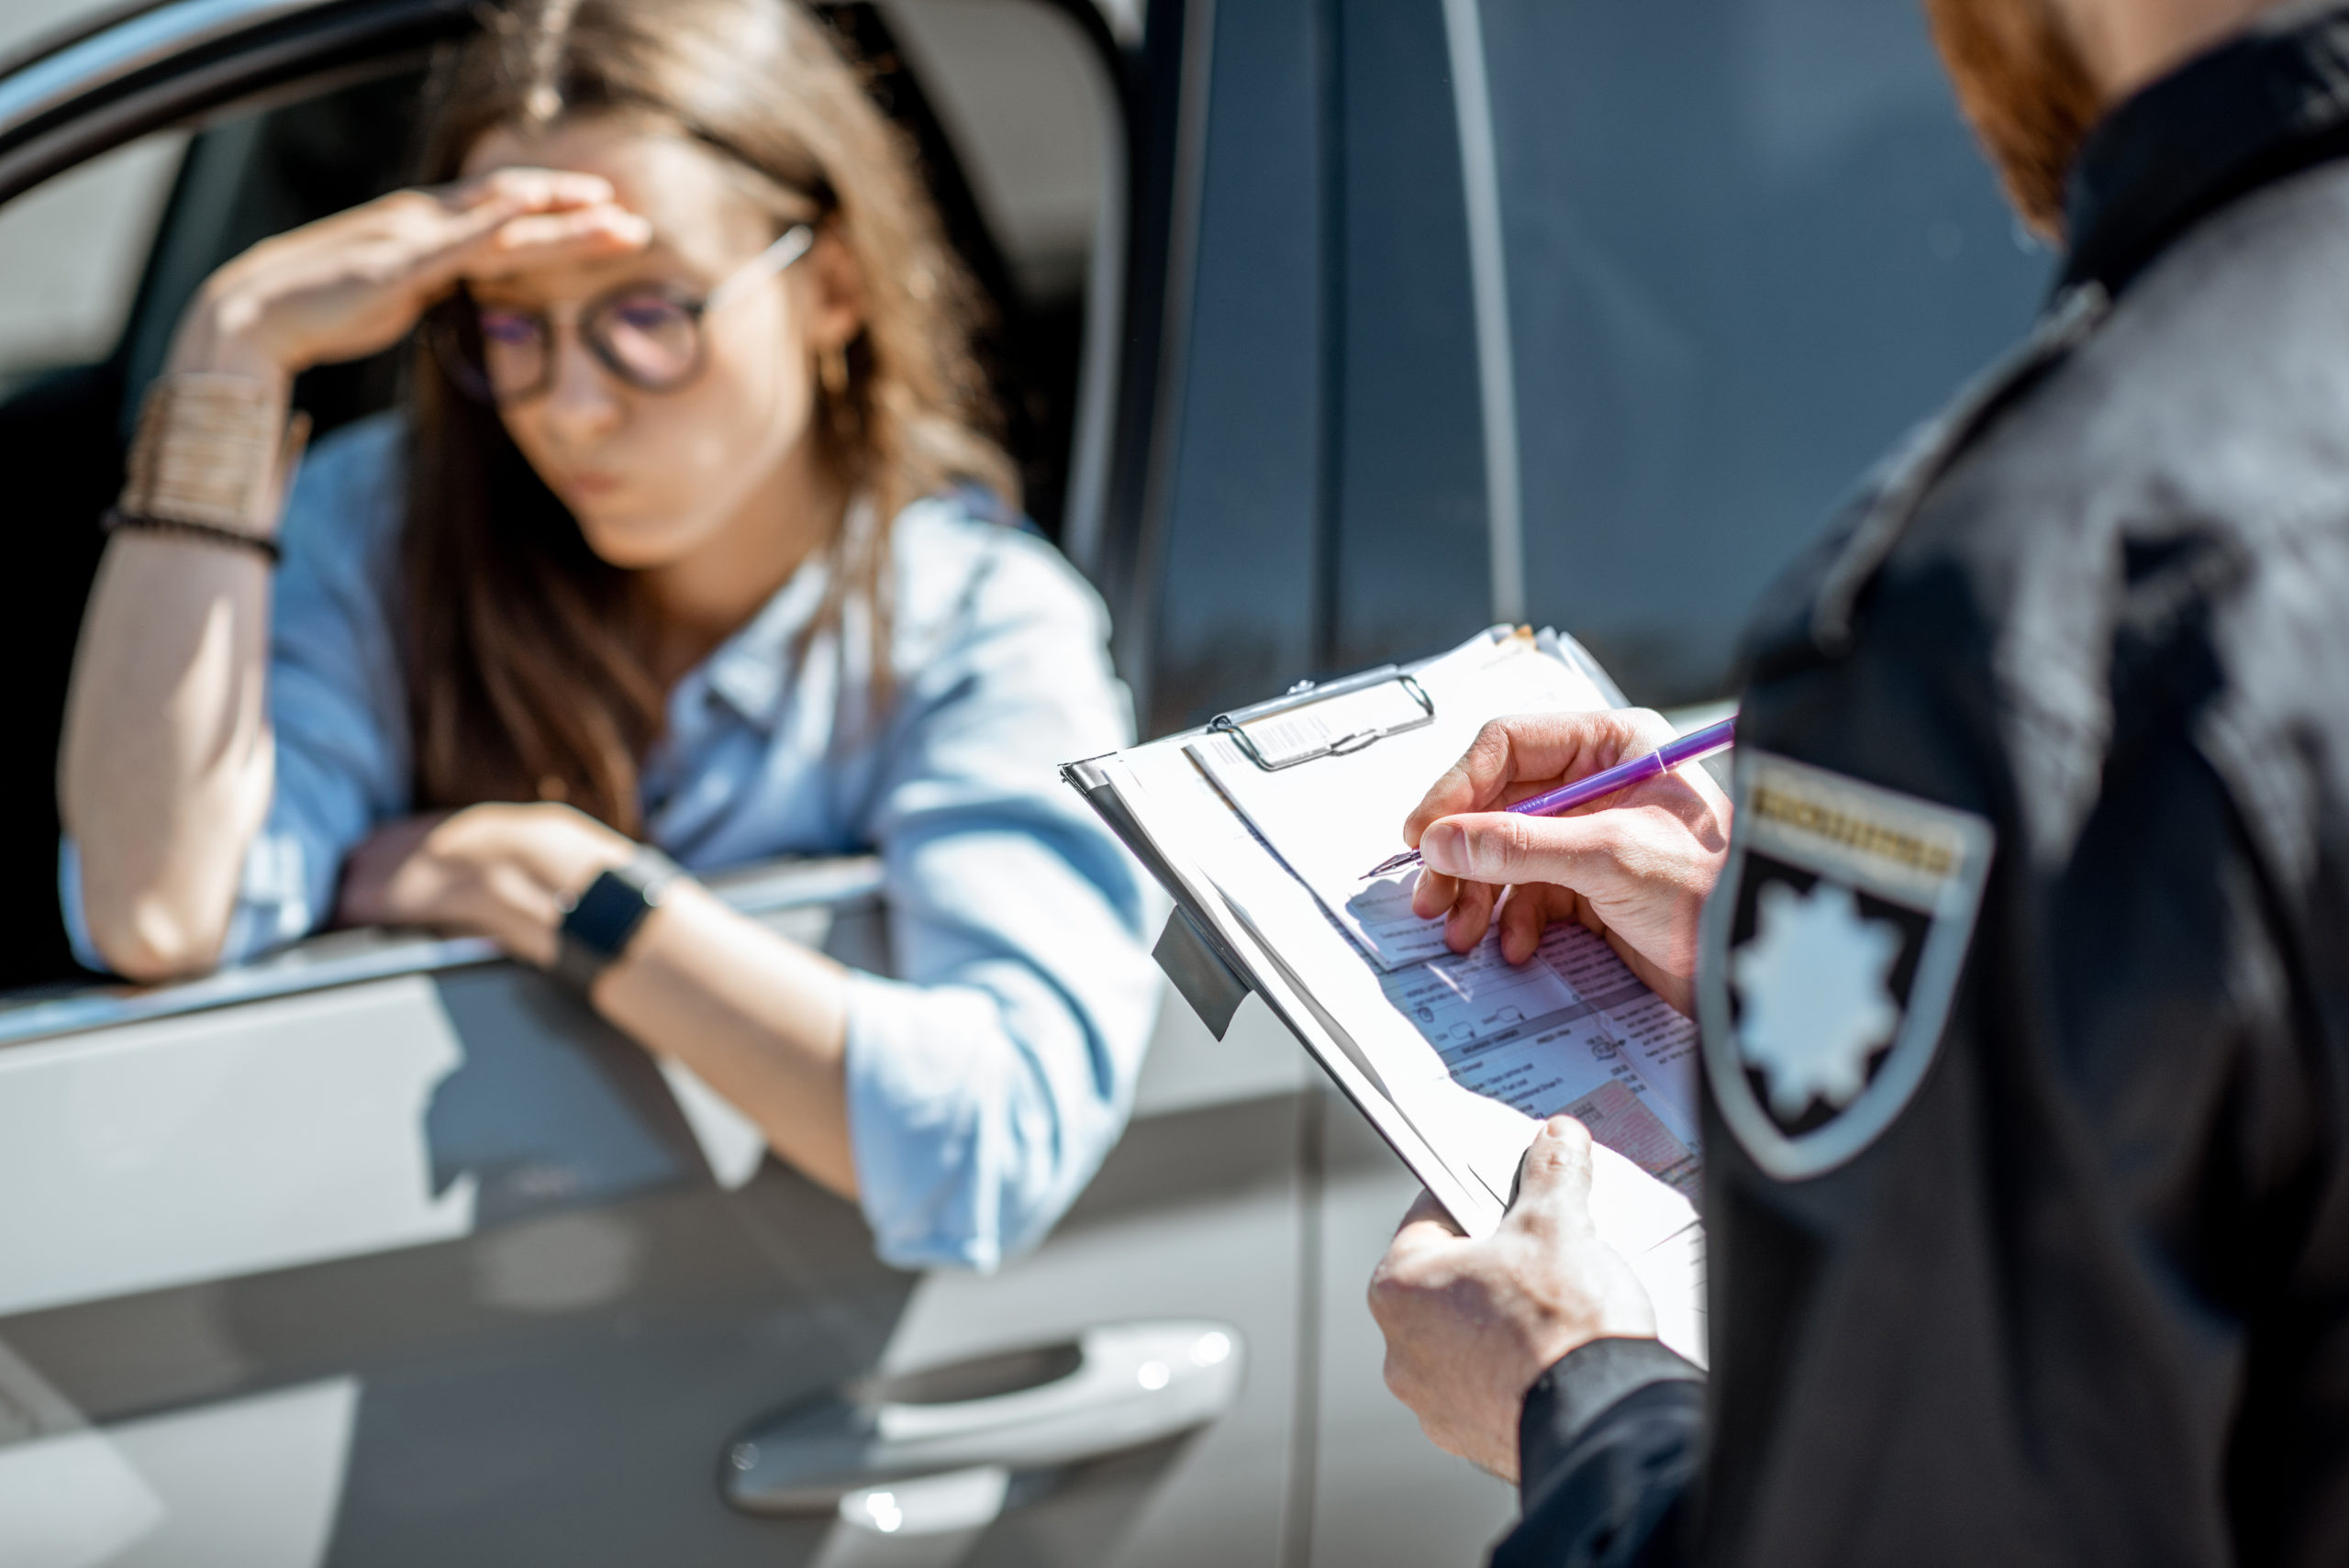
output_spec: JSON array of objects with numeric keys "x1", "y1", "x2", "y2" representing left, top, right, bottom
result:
[
  {"x1": 1403, "y1": 712, "x2": 1623, "y2": 840},
  {"x1": 1410, "y1": 865, "x2": 1464, "y2": 919},
  {"x1": 1444, "y1": 877, "x2": 1501, "y2": 952},
  {"x1": 1503, "y1": 1117, "x2": 1598, "y2": 1244},
  {"x1": 1498, "y1": 883, "x2": 1573, "y2": 963},
  {"x1": 1482, "y1": 710, "x2": 1675, "y2": 795},
  {"x1": 1371, "y1": 1193, "x2": 1470, "y2": 1305}
]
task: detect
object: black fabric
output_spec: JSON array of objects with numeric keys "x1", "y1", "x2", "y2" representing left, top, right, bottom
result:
[
  {"x1": 1519, "y1": 1338, "x2": 1705, "y2": 1492},
  {"x1": 1498, "y1": 1373, "x2": 1704, "y2": 1568},
  {"x1": 1504, "y1": 9, "x2": 2349, "y2": 1564},
  {"x1": 2060, "y1": 4, "x2": 2349, "y2": 297}
]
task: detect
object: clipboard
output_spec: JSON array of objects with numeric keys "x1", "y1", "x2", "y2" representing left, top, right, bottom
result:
[
  {"x1": 1064, "y1": 627, "x2": 1708, "y2": 1367},
  {"x1": 1061, "y1": 625, "x2": 1647, "y2": 1240}
]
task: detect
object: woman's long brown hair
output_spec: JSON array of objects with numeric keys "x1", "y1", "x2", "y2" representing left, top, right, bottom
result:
[{"x1": 404, "y1": 0, "x2": 1014, "y2": 832}]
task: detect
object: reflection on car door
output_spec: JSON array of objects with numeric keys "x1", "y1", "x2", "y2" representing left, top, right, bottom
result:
[{"x1": 0, "y1": 871, "x2": 1314, "y2": 1565}]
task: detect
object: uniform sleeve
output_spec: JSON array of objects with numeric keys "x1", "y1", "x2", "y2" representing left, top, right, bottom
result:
[
  {"x1": 840, "y1": 531, "x2": 1165, "y2": 1271},
  {"x1": 59, "y1": 416, "x2": 413, "y2": 972},
  {"x1": 1498, "y1": 1340, "x2": 1705, "y2": 1568}
]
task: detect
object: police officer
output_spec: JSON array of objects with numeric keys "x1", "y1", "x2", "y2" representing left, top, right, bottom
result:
[{"x1": 1367, "y1": 0, "x2": 2349, "y2": 1562}]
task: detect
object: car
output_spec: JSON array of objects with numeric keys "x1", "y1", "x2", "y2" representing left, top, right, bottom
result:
[{"x1": 0, "y1": 1, "x2": 2047, "y2": 1563}]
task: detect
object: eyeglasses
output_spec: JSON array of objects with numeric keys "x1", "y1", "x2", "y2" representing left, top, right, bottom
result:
[{"x1": 429, "y1": 223, "x2": 816, "y2": 404}]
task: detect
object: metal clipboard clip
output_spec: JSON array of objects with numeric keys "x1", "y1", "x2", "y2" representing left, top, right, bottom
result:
[{"x1": 1207, "y1": 664, "x2": 1435, "y2": 772}]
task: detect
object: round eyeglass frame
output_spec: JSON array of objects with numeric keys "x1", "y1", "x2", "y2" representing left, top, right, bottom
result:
[{"x1": 427, "y1": 222, "x2": 817, "y2": 404}]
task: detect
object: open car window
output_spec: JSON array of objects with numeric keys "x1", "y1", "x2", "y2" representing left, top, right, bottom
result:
[{"x1": 0, "y1": 0, "x2": 1127, "y2": 997}]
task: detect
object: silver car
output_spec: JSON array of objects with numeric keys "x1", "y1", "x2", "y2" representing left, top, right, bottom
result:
[{"x1": 0, "y1": 1, "x2": 2043, "y2": 1562}]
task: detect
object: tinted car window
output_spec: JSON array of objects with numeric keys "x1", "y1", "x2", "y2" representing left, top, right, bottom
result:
[
  {"x1": 1147, "y1": 0, "x2": 1494, "y2": 735},
  {"x1": 1484, "y1": 0, "x2": 2049, "y2": 706},
  {"x1": 1325, "y1": 0, "x2": 1490, "y2": 675},
  {"x1": 1144, "y1": 0, "x2": 1324, "y2": 732}
]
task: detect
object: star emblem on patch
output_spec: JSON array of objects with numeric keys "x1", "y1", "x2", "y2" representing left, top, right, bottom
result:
[
  {"x1": 1699, "y1": 752, "x2": 1995, "y2": 1181},
  {"x1": 1731, "y1": 881, "x2": 1903, "y2": 1119}
]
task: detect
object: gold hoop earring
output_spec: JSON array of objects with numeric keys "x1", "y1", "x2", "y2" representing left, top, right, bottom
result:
[{"x1": 819, "y1": 345, "x2": 850, "y2": 398}]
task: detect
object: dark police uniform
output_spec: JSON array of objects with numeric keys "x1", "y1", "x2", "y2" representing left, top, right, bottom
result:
[{"x1": 1499, "y1": 7, "x2": 2349, "y2": 1564}]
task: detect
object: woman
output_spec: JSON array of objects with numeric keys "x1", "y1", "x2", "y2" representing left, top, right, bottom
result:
[{"x1": 56, "y1": 0, "x2": 1160, "y2": 1271}]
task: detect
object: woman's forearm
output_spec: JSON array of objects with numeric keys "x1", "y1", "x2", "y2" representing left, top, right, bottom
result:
[
  {"x1": 591, "y1": 884, "x2": 858, "y2": 1196},
  {"x1": 61, "y1": 532, "x2": 279, "y2": 980}
]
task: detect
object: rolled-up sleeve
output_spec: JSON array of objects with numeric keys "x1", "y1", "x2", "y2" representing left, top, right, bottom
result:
[
  {"x1": 60, "y1": 416, "x2": 413, "y2": 973},
  {"x1": 841, "y1": 531, "x2": 1164, "y2": 1271}
]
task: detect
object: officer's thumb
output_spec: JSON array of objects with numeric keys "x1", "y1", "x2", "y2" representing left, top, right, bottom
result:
[{"x1": 1502, "y1": 1116, "x2": 1598, "y2": 1243}]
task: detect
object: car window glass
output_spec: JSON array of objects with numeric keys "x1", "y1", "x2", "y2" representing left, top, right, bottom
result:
[
  {"x1": 0, "y1": 132, "x2": 185, "y2": 394},
  {"x1": 1483, "y1": 0, "x2": 2050, "y2": 707},
  {"x1": 1144, "y1": 0, "x2": 1321, "y2": 734},
  {"x1": 1327, "y1": 0, "x2": 1490, "y2": 676}
]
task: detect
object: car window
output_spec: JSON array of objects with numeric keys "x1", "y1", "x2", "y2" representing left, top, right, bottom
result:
[
  {"x1": 1482, "y1": 0, "x2": 2050, "y2": 707},
  {"x1": 0, "y1": 131, "x2": 184, "y2": 398},
  {"x1": 0, "y1": 2, "x2": 1122, "y2": 995}
]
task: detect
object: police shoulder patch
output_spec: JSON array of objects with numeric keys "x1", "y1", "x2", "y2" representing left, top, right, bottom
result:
[{"x1": 1698, "y1": 751, "x2": 1993, "y2": 1181}]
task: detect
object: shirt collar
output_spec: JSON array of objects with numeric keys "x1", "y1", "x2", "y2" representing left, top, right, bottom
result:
[
  {"x1": 2061, "y1": 0, "x2": 2349, "y2": 298},
  {"x1": 684, "y1": 547, "x2": 834, "y2": 735},
  {"x1": 683, "y1": 495, "x2": 879, "y2": 733}
]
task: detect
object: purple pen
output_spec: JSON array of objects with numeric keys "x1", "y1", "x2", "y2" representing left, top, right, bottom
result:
[{"x1": 1361, "y1": 716, "x2": 1737, "y2": 879}]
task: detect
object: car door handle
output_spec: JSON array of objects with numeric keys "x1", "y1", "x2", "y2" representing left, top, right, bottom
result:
[{"x1": 721, "y1": 1319, "x2": 1243, "y2": 1518}]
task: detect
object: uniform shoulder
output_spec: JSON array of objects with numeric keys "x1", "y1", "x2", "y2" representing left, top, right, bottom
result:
[{"x1": 1918, "y1": 161, "x2": 2349, "y2": 581}]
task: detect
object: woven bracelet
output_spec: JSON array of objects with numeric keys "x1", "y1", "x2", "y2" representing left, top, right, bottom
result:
[{"x1": 102, "y1": 508, "x2": 284, "y2": 566}]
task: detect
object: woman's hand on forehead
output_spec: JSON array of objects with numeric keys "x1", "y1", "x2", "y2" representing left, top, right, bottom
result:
[
  {"x1": 446, "y1": 166, "x2": 654, "y2": 284},
  {"x1": 168, "y1": 164, "x2": 651, "y2": 379}
]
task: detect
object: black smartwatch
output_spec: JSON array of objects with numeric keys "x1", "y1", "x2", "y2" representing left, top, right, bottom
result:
[{"x1": 554, "y1": 848, "x2": 684, "y2": 990}]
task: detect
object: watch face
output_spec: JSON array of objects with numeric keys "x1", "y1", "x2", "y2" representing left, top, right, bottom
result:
[{"x1": 563, "y1": 865, "x2": 661, "y2": 962}]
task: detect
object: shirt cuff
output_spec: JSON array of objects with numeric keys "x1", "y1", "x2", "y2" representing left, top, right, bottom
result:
[{"x1": 1520, "y1": 1337, "x2": 1705, "y2": 1507}]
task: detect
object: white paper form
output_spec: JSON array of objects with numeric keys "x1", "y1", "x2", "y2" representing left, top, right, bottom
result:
[
  {"x1": 1188, "y1": 633, "x2": 1614, "y2": 970},
  {"x1": 1385, "y1": 922, "x2": 1702, "y2": 1194}
]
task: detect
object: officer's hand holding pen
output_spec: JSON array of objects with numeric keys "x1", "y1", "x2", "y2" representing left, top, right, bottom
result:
[{"x1": 1400, "y1": 708, "x2": 1734, "y2": 1018}]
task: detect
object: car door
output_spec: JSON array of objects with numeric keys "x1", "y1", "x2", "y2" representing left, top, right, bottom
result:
[
  {"x1": 0, "y1": 3, "x2": 1318, "y2": 1564},
  {"x1": 1123, "y1": 1, "x2": 2053, "y2": 1563}
]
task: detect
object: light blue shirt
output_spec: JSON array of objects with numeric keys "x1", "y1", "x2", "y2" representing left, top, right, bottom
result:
[{"x1": 62, "y1": 413, "x2": 1164, "y2": 1272}]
